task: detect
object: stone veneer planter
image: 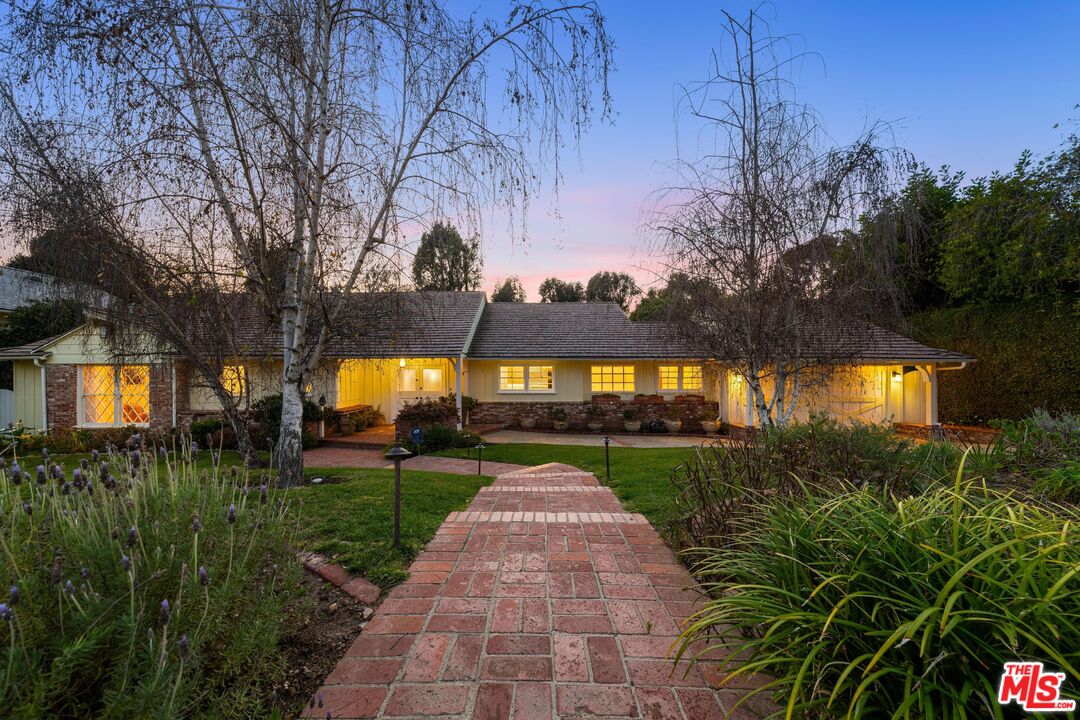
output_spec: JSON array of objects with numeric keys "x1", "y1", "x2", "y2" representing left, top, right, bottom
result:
[{"x1": 471, "y1": 396, "x2": 713, "y2": 433}]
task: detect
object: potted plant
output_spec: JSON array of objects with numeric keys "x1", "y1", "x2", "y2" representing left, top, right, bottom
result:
[
  {"x1": 338, "y1": 415, "x2": 357, "y2": 436},
  {"x1": 701, "y1": 417, "x2": 720, "y2": 435},
  {"x1": 623, "y1": 407, "x2": 641, "y2": 433},
  {"x1": 519, "y1": 414, "x2": 537, "y2": 430},
  {"x1": 552, "y1": 407, "x2": 570, "y2": 431},
  {"x1": 663, "y1": 406, "x2": 682, "y2": 433},
  {"x1": 586, "y1": 404, "x2": 605, "y2": 431}
]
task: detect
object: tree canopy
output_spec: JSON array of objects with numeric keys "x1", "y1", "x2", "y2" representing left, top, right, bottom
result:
[
  {"x1": 538, "y1": 277, "x2": 585, "y2": 302},
  {"x1": 490, "y1": 276, "x2": 526, "y2": 302},
  {"x1": 412, "y1": 222, "x2": 482, "y2": 292},
  {"x1": 585, "y1": 271, "x2": 640, "y2": 311}
]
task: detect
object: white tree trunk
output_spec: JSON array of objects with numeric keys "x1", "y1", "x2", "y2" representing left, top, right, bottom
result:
[{"x1": 276, "y1": 378, "x2": 306, "y2": 486}]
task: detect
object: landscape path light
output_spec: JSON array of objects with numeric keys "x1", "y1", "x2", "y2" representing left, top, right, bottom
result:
[
  {"x1": 384, "y1": 445, "x2": 412, "y2": 548},
  {"x1": 475, "y1": 442, "x2": 486, "y2": 475},
  {"x1": 603, "y1": 436, "x2": 611, "y2": 482}
]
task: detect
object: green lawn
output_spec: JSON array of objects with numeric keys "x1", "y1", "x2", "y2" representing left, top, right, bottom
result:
[
  {"x1": 285, "y1": 467, "x2": 493, "y2": 587},
  {"x1": 437, "y1": 443, "x2": 697, "y2": 534}
]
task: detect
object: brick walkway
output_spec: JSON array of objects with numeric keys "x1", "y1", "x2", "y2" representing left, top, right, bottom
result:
[{"x1": 303, "y1": 463, "x2": 774, "y2": 719}]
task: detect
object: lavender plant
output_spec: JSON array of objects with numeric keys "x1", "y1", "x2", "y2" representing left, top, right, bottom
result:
[{"x1": 0, "y1": 437, "x2": 299, "y2": 718}]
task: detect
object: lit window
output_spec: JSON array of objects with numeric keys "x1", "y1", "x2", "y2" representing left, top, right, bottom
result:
[
  {"x1": 658, "y1": 366, "x2": 680, "y2": 390},
  {"x1": 591, "y1": 365, "x2": 635, "y2": 393},
  {"x1": 398, "y1": 367, "x2": 417, "y2": 392},
  {"x1": 421, "y1": 367, "x2": 443, "y2": 390},
  {"x1": 682, "y1": 366, "x2": 703, "y2": 391},
  {"x1": 528, "y1": 366, "x2": 554, "y2": 391},
  {"x1": 81, "y1": 365, "x2": 150, "y2": 426},
  {"x1": 499, "y1": 366, "x2": 525, "y2": 391},
  {"x1": 221, "y1": 365, "x2": 246, "y2": 397}
]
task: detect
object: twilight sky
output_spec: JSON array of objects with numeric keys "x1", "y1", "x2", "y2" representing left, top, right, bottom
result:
[{"x1": 461, "y1": 0, "x2": 1080, "y2": 299}]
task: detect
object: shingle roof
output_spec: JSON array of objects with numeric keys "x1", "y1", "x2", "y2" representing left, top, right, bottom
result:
[
  {"x1": 226, "y1": 291, "x2": 486, "y2": 358},
  {"x1": 0, "y1": 333, "x2": 69, "y2": 360},
  {"x1": 467, "y1": 301, "x2": 972, "y2": 363},
  {"x1": 0, "y1": 267, "x2": 66, "y2": 312},
  {"x1": 468, "y1": 303, "x2": 699, "y2": 358}
]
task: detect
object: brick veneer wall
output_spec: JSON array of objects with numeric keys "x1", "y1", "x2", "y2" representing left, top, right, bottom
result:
[
  {"x1": 469, "y1": 395, "x2": 717, "y2": 433},
  {"x1": 45, "y1": 363, "x2": 177, "y2": 432},
  {"x1": 45, "y1": 365, "x2": 77, "y2": 430}
]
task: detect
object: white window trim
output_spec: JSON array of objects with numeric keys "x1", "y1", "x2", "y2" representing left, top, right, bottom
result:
[
  {"x1": 77, "y1": 364, "x2": 152, "y2": 428},
  {"x1": 498, "y1": 365, "x2": 557, "y2": 395},
  {"x1": 657, "y1": 364, "x2": 704, "y2": 393}
]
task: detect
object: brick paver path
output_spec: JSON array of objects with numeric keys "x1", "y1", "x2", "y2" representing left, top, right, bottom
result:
[{"x1": 304, "y1": 462, "x2": 774, "y2": 719}]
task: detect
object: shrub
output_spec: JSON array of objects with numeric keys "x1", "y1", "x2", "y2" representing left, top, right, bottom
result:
[
  {"x1": 586, "y1": 404, "x2": 604, "y2": 419},
  {"x1": 623, "y1": 407, "x2": 639, "y2": 421},
  {"x1": 414, "y1": 424, "x2": 480, "y2": 453},
  {"x1": 679, "y1": 473, "x2": 1080, "y2": 718},
  {"x1": 251, "y1": 394, "x2": 322, "y2": 450},
  {"x1": 910, "y1": 296, "x2": 1080, "y2": 423},
  {"x1": 9, "y1": 426, "x2": 173, "y2": 456},
  {"x1": 394, "y1": 397, "x2": 457, "y2": 427},
  {"x1": 994, "y1": 409, "x2": 1080, "y2": 471},
  {"x1": 552, "y1": 407, "x2": 568, "y2": 422},
  {"x1": 0, "y1": 439, "x2": 298, "y2": 718},
  {"x1": 670, "y1": 416, "x2": 959, "y2": 548}
]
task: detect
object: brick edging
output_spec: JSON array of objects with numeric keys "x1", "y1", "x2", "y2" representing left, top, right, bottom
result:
[{"x1": 299, "y1": 551, "x2": 382, "y2": 605}]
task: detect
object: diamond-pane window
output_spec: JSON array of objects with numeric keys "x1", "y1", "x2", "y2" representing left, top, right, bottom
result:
[
  {"x1": 120, "y1": 366, "x2": 150, "y2": 424},
  {"x1": 81, "y1": 365, "x2": 150, "y2": 426},
  {"x1": 82, "y1": 366, "x2": 116, "y2": 425}
]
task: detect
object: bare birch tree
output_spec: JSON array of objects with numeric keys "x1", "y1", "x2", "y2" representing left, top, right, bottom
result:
[
  {"x1": 1, "y1": 0, "x2": 612, "y2": 484},
  {"x1": 655, "y1": 10, "x2": 911, "y2": 428}
]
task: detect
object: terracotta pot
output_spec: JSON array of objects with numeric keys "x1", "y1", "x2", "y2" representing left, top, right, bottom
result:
[
  {"x1": 663, "y1": 419, "x2": 683, "y2": 433},
  {"x1": 624, "y1": 420, "x2": 641, "y2": 433}
]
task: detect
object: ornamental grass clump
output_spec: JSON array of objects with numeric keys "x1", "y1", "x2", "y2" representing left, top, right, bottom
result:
[
  {"x1": 0, "y1": 438, "x2": 300, "y2": 719},
  {"x1": 678, "y1": 460, "x2": 1080, "y2": 718}
]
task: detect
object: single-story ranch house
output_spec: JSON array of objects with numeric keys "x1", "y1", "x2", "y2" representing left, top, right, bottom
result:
[{"x1": 0, "y1": 291, "x2": 971, "y2": 436}]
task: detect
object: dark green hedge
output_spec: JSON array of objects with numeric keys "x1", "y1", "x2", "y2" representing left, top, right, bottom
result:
[{"x1": 910, "y1": 297, "x2": 1080, "y2": 424}]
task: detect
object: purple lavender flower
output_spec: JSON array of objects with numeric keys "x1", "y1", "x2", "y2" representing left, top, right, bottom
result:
[
  {"x1": 192, "y1": 515, "x2": 202, "y2": 533},
  {"x1": 10, "y1": 461, "x2": 19, "y2": 476},
  {"x1": 9, "y1": 586, "x2": 18, "y2": 606},
  {"x1": 52, "y1": 464, "x2": 63, "y2": 480},
  {"x1": 178, "y1": 634, "x2": 190, "y2": 658},
  {"x1": 72, "y1": 467, "x2": 82, "y2": 483},
  {"x1": 159, "y1": 599, "x2": 170, "y2": 625},
  {"x1": 11, "y1": 470, "x2": 21, "y2": 486},
  {"x1": 212, "y1": 451, "x2": 220, "y2": 465},
  {"x1": 127, "y1": 526, "x2": 138, "y2": 547},
  {"x1": 191, "y1": 441, "x2": 199, "y2": 454},
  {"x1": 61, "y1": 482, "x2": 72, "y2": 496},
  {"x1": 131, "y1": 449, "x2": 141, "y2": 467},
  {"x1": 91, "y1": 449, "x2": 99, "y2": 463},
  {"x1": 260, "y1": 484, "x2": 268, "y2": 505},
  {"x1": 131, "y1": 433, "x2": 142, "y2": 447},
  {"x1": 80, "y1": 458, "x2": 88, "y2": 470},
  {"x1": 227, "y1": 504, "x2": 236, "y2": 524},
  {"x1": 159, "y1": 446, "x2": 167, "y2": 459},
  {"x1": 41, "y1": 448, "x2": 49, "y2": 458},
  {"x1": 80, "y1": 567, "x2": 90, "y2": 579},
  {"x1": 64, "y1": 580, "x2": 75, "y2": 595},
  {"x1": 0, "y1": 603, "x2": 12, "y2": 622},
  {"x1": 121, "y1": 554, "x2": 131, "y2": 572},
  {"x1": 22, "y1": 502, "x2": 32, "y2": 515},
  {"x1": 318, "y1": 691, "x2": 324, "y2": 708},
  {"x1": 326, "y1": 712, "x2": 331, "y2": 720},
  {"x1": 198, "y1": 566, "x2": 209, "y2": 586},
  {"x1": 36, "y1": 465, "x2": 46, "y2": 484},
  {"x1": 21, "y1": 471, "x2": 30, "y2": 484}
]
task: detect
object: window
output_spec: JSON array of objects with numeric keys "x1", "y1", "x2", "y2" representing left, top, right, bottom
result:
[
  {"x1": 499, "y1": 365, "x2": 555, "y2": 393},
  {"x1": 658, "y1": 366, "x2": 680, "y2": 391},
  {"x1": 528, "y1": 366, "x2": 554, "y2": 391},
  {"x1": 221, "y1": 365, "x2": 246, "y2": 397},
  {"x1": 658, "y1": 365, "x2": 703, "y2": 392},
  {"x1": 421, "y1": 367, "x2": 443, "y2": 390},
  {"x1": 81, "y1": 365, "x2": 150, "y2": 426},
  {"x1": 398, "y1": 367, "x2": 417, "y2": 392},
  {"x1": 499, "y1": 366, "x2": 525, "y2": 391},
  {"x1": 591, "y1": 365, "x2": 635, "y2": 393}
]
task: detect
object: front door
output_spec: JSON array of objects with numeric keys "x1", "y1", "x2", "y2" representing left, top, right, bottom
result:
[{"x1": 394, "y1": 365, "x2": 445, "y2": 420}]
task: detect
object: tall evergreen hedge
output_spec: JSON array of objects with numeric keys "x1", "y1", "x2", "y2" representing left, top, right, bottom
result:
[{"x1": 910, "y1": 296, "x2": 1080, "y2": 424}]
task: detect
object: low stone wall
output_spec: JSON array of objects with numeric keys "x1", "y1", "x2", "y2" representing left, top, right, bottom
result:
[
  {"x1": 894, "y1": 422, "x2": 1002, "y2": 444},
  {"x1": 469, "y1": 395, "x2": 717, "y2": 433}
]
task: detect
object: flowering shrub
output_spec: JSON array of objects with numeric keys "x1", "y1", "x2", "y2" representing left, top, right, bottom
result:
[
  {"x1": 0, "y1": 438, "x2": 298, "y2": 718},
  {"x1": 394, "y1": 397, "x2": 457, "y2": 427}
]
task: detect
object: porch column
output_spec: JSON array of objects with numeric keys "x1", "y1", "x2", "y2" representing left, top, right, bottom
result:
[
  {"x1": 924, "y1": 364, "x2": 939, "y2": 426},
  {"x1": 455, "y1": 354, "x2": 464, "y2": 430},
  {"x1": 717, "y1": 368, "x2": 728, "y2": 423}
]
